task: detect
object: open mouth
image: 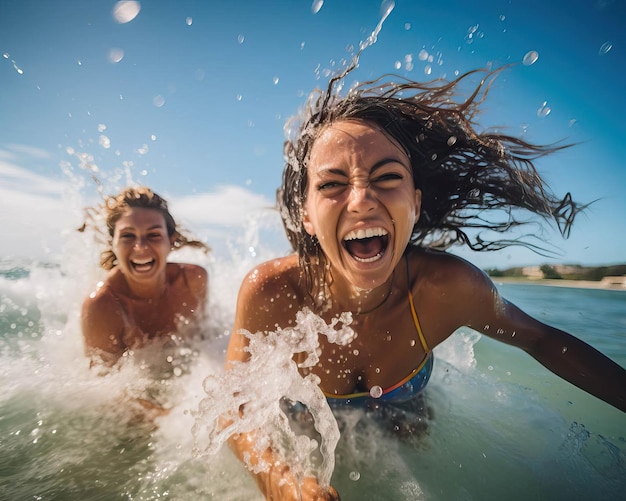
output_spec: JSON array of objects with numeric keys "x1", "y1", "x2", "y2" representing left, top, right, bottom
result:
[
  {"x1": 131, "y1": 258, "x2": 155, "y2": 272},
  {"x1": 343, "y1": 227, "x2": 389, "y2": 263}
]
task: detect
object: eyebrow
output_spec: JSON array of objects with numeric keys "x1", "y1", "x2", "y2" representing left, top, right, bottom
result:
[
  {"x1": 318, "y1": 157, "x2": 409, "y2": 177},
  {"x1": 118, "y1": 224, "x2": 166, "y2": 232}
]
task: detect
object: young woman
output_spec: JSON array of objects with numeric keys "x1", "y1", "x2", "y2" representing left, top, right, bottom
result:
[
  {"x1": 225, "y1": 68, "x2": 626, "y2": 500},
  {"x1": 81, "y1": 186, "x2": 209, "y2": 366}
]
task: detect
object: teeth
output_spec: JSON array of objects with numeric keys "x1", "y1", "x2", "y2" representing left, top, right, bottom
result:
[
  {"x1": 132, "y1": 259, "x2": 153, "y2": 265},
  {"x1": 353, "y1": 252, "x2": 383, "y2": 263},
  {"x1": 344, "y1": 227, "x2": 388, "y2": 241}
]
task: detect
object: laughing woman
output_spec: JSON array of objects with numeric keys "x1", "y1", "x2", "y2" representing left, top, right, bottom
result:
[
  {"x1": 224, "y1": 68, "x2": 626, "y2": 500},
  {"x1": 80, "y1": 186, "x2": 209, "y2": 367}
]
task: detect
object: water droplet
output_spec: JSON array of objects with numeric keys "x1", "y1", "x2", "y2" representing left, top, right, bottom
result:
[
  {"x1": 369, "y1": 385, "x2": 383, "y2": 398},
  {"x1": 108, "y1": 48, "x2": 124, "y2": 63},
  {"x1": 599, "y1": 41, "x2": 612, "y2": 55},
  {"x1": 153, "y1": 95, "x2": 165, "y2": 107},
  {"x1": 561, "y1": 346, "x2": 568, "y2": 354},
  {"x1": 352, "y1": 349, "x2": 359, "y2": 356},
  {"x1": 99, "y1": 135, "x2": 111, "y2": 149},
  {"x1": 523, "y1": 50, "x2": 539, "y2": 66},
  {"x1": 537, "y1": 101, "x2": 551, "y2": 118},
  {"x1": 418, "y1": 49, "x2": 429, "y2": 61},
  {"x1": 488, "y1": 365, "x2": 494, "y2": 371},
  {"x1": 447, "y1": 136, "x2": 457, "y2": 146},
  {"x1": 311, "y1": 0, "x2": 324, "y2": 14},
  {"x1": 496, "y1": 328, "x2": 504, "y2": 335},
  {"x1": 410, "y1": 339, "x2": 416, "y2": 347},
  {"x1": 349, "y1": 471, "x2": 361, "y2": 481},
  {"x1": 237, "y1": 34, "x2": 245, "y2": 44},
  {"x1": 375, "y1": 367, "x2": 381, "y2": 374},
  {"x1": 272, "y1": 76, "x2": 279, "y2": 85},
  {"x1": 112, "y1": 1, "x2": 141, "y2": 24},
  {"x1": 186, "y1": 17, "x2": 193, "y2": 26}
]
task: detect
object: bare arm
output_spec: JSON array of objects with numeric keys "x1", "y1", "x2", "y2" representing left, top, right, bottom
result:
[
  {"x1": 484, "y1": 298, "x2": 626, "y2": 412},
  {"x1": 81, "y1": 289, "x2": 125, "y2": 366},
  {"x1": 430, "y1": 255, "x2": 626, "y2": 413},
  {"x1": 181, "y1": 263, "x2": 209, "y2": 316},
  {"x1": 225, "y1": 259, "x2": 340, "y2": 501}
]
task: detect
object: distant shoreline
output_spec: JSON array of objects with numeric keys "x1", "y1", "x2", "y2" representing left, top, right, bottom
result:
[{"x1": 492, "y1": 277, "x2": 626, "y2": 292}]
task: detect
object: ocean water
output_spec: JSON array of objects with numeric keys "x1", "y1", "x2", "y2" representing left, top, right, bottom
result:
[{"x1": 1, "y1": 247, "x2": 625, "y2": 500}]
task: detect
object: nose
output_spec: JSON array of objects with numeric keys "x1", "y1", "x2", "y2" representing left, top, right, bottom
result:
[
  {"x1": 347, "y1": 181, "x2": 377, "y2": 213},
  {"x1": 134, "y1": 236, "x2": 149, "y2": 250}
]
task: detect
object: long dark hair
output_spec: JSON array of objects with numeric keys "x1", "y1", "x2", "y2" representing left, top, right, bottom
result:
[{"x1": 278, "y1": 67, "x2": 584, "y2": 294}]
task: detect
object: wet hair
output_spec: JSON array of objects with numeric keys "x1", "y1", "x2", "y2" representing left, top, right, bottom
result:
[
  {"x1": 278, "y1": 66, "x2": 584, "y2": 293},
  {"x1": 80, "y1": 186, "x2": 209, "y2": 270}
]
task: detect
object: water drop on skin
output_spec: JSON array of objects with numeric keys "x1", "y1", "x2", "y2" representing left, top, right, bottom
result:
[
  {"x1": 349, "y1": 471, "x2": 361, "y2": 481},
  {"x1": 370, "y1": 385, "x2": 383, "y2": 398}
]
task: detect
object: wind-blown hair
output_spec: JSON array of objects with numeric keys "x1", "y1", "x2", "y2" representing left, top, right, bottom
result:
[
  {"x1": 80, "y1": 186, "x2": 209, "y2": 270},
  {"x1": 278, "y1": 67, "x2": 584, "y2": 292}
]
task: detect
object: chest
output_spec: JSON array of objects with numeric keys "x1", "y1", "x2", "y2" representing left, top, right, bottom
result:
[
  {"x1": 308, "y1": 300, "x2": 429, "y2": 396},
  {"x1": 120, "y1": 289, "x2": 200, "y2": 342}
]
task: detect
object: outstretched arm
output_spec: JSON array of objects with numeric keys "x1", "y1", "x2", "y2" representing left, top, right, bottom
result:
[
  {"x1": 485, "y1": 297, "x2": 626, "y2": 413},
  {"x1": 436, "y1": 256, "x2": 626, "y2": 413}
]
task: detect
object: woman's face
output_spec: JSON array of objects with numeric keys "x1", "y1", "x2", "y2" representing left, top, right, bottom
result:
[
  {"x1": 112, "y1": 207, "x2": 173, "y2": 283},
  {"x1": 303, "y1": 120, "x2": 421, "y2": 290}
]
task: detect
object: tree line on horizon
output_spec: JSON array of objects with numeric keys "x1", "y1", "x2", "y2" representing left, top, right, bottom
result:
[{"x1": 486, "y1": 263, "x2": 626, "y2": 281}]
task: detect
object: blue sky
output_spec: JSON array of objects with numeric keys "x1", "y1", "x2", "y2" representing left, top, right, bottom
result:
[{"x1": 1, "y1": 0, "x2": 624, "y2": 269}]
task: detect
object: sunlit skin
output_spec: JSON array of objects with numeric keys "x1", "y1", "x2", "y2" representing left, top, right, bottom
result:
[
  {"x1": 82, "y1": 207, "x2": 208, "y2": 366},
  {"x1": 303, "y1": 120, "x2": 421, "y2": 304},
  {"x1": 225, "y1": 120, "x2": 626, "y2": 501}
]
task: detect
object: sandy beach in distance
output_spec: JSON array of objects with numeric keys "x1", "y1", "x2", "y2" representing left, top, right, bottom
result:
[{"x1": 493, "y1": 277, "x2": 626, "y2": 292}]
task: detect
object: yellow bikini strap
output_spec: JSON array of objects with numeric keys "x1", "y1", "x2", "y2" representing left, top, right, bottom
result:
[{"x1": 406, "y1": 255, "x2": 430, "y2": 353}]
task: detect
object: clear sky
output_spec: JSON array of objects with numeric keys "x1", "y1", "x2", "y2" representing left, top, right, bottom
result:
[{"x1": 1, "y1": 0, "x2": 624, "y2": 269}]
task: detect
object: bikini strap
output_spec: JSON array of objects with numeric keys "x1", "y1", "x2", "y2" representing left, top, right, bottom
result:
[{"x1": 406, "y1": 254, "x2": 430, "y2": 353}]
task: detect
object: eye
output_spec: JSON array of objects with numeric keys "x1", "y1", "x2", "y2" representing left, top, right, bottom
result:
[
  {"x1": 318, "y1": 180, "x2": 347, "y2": 191},
  {"x1": 372, "y1": 171, "x2": 404, "y2": 187},
  {"x1": 119, "y1": 233, "x2": 135, "y2": 240}
]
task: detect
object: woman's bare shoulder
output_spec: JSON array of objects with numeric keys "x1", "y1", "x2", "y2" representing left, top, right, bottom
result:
[
  {"x1": 238, "y1": 255, "x2": 305, "y2": 311},
  {"x1": 411, "y1": 248, "x2": 491, "y2": 284},
  {"x1": 240, "y1": 255, "x2": 301, "y2": 291},
  {"x1": 82, "y1": 276, "x2": 120, "y2": 314}
]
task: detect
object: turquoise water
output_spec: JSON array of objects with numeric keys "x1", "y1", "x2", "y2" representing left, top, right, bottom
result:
[{"x1": 1, "y1": 258, "x2": 625, "y2": 500}]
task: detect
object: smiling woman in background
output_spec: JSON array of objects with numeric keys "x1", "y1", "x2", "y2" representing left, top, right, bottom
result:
[{"x1": 80, "y1": 186, "x2": 210, "y2": 367}]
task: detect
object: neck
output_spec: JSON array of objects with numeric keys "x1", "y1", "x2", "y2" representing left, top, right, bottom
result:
[
  {"x1": 123, "y1": 276, "x2": 167, "y2": 301},
  {"x1": 329, "y1": 272, "x2": 395, "y2": 316}
]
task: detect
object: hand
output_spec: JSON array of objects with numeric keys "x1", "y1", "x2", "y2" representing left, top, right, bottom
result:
[{"x1": 263, "y1": 462, "x2": 340, "y2": 500}]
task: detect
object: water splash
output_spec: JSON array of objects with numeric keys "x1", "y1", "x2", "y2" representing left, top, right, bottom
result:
[
  {"x1": 192, "y1": 308, "x2": 356, "y2": 488},
  {"x1": 359, "y1": 0, "x2": 395, "y2": 52}
]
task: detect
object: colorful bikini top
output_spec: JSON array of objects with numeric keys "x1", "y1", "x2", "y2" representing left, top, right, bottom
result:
[{"x1": 324, "y1": 284, "x2": 433, "y2": 407}]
